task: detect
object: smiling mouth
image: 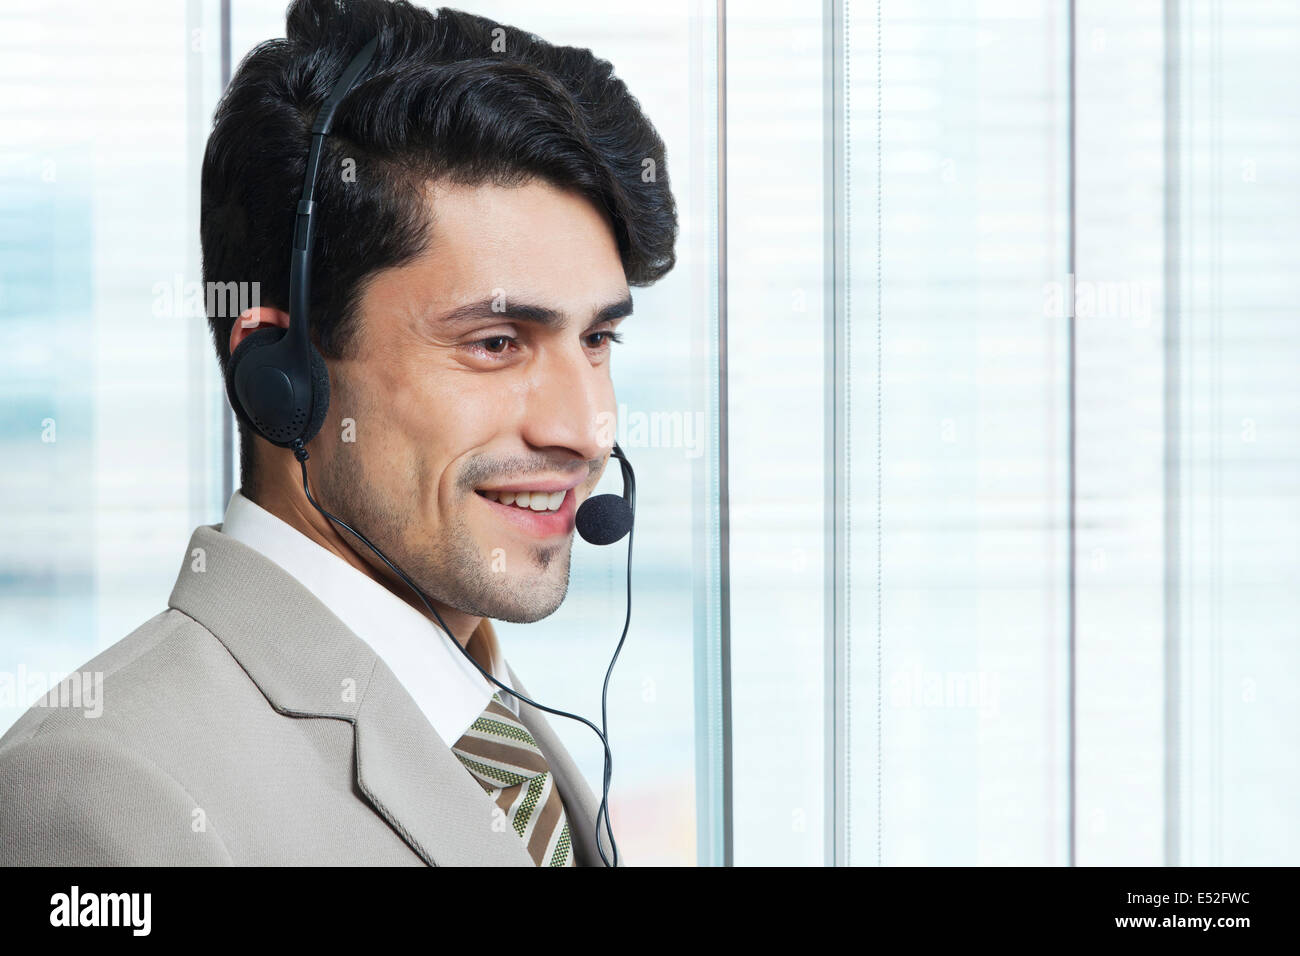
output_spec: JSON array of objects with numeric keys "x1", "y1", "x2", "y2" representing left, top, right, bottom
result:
[
  {"x1": 473, "y1": 487, "x2": 577, "y2": 538},
  {"x1": 474, "y1": 488, "x2": 567, "y2": 512}
]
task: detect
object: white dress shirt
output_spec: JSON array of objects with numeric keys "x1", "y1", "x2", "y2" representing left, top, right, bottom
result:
[{"x1": 218, "y1": 490, "x2": 517, "y2": 745}]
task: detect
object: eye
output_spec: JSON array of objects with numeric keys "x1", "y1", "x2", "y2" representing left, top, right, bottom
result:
[
  {"x1": 474, "y1": 335, "x2": 516, "y2": 355},
  {"x1": 585, "y1": 330, "x2": 625, "y2": 349}
]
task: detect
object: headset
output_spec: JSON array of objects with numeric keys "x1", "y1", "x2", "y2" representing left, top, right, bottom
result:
[{"x1": 224, "y1": 35, "x2": 635, "y2": 867}]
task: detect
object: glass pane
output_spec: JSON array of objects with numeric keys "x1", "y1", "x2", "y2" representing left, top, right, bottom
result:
[
  {"x1": 1170, "y1": 0, "x2": 1300, "y2": 865},
  {"x1": 1072, "y1": 0, "x2": 1171, "y2": 864},
  {"x1": 1072, "y1": 0, "x2": 1300, "y2": 866},
  {"x1": 842, "y1": 0, "x2": 1072, "y2": 865},
  {"x1": 725, "y1": 2, "x2": 832, "y2": 866},
  {"x1": 0, "y1": 1, "x2": 226, "y2": 734}
]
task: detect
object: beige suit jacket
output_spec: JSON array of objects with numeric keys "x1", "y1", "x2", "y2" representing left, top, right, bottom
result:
[{"x1": 0, "y1": 524, "x2": 615, "y2": 866}]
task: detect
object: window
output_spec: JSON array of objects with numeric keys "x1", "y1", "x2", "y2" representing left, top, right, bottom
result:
[{"x1": 4, "y1": 0, "x2": 1295, "y2": 867}]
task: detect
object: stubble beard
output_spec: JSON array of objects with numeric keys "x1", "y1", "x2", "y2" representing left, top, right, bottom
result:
[{"x1": 317, "y1": 434, "x2": 574, "y2": 625}]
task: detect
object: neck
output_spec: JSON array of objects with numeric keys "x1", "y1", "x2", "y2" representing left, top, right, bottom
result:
[{"x1": 246, "y1": 464, "x2": 484, "y2": 654}]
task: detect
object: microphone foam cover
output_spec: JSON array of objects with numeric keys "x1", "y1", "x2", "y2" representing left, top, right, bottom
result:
[{"x1": 575, "y1": 493, "x2": 633, "y2": 546}]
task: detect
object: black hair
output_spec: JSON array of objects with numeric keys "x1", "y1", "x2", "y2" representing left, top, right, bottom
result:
[{"x1": 201, "y1": 0, "x2": 678, "y2": 496}]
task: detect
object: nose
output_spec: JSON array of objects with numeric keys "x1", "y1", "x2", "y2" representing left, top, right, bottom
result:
[{"x1": 518, "y1": 338, "x2": 614, "y2": 464}]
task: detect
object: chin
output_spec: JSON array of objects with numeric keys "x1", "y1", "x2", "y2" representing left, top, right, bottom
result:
[
  {"x1": 489, "y1": 597, "x2": 566, "y2": 625},
  {"x1": 485, "y1": 565, "x2": 570, "y2": 623}
]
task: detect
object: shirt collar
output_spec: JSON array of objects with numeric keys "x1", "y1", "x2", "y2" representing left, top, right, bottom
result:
[{"x1": 219, "y1": 489, "x2": 503, "y2": 744}]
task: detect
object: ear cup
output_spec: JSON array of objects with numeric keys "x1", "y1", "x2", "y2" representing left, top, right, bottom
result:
[
  {"x1": 303, "y1": 341, "x2": 330, "y2": 443},
  {"x1": 225, "y1": 326, "x2": 331, "y2": 447},
  {"x1": 225, "y1": 326, "x2": 281, "y2": 435}
]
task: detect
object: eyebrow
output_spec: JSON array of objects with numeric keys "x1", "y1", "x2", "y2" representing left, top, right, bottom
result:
[{"x1": 433, "y1": 293, "x2": 634, "y2": 331}]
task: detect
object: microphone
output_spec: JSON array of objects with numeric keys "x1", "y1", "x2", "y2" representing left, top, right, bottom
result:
[
  {"x1": 576, "y1": 494, "x2": 633, "y2": 545},
  {"x1": 575, "y1": 443, "x2": 635, "y2": 545}
]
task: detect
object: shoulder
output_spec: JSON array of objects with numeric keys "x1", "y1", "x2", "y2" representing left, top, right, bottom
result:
[
  {"x1": 0, "y1": 608, "x2": 248, "y2": 865},
  {"x1": 0, "y1": 608, "x2": 235, "y2": 749}
]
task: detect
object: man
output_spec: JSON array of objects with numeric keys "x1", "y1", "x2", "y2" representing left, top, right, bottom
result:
[{"x1": 0, "y1": 0, "x2": 676, "y2": 866}]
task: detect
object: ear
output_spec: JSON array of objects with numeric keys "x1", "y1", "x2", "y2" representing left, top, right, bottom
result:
[{"x1": 230, "y1": 306, "x2": 291, "y2": 356}]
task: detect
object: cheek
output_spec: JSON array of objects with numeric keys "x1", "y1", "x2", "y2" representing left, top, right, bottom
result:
[{"x1": 430, "y1": 367, "x2": 527, "y2": 422}]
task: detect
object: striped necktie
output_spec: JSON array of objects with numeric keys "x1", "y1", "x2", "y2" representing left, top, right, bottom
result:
[{"x1": 451, "y1": 691, "x2": 576, "y2": 867}]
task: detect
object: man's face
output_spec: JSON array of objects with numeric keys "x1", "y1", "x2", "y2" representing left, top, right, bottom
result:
[{"x1": 314, "y1": 177, "x2": 629, "y2": 623}]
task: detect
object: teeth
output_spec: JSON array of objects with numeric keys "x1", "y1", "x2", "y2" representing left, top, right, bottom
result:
[{"x1": 480, "y1": 489, "x2": 566, "y2": 512}]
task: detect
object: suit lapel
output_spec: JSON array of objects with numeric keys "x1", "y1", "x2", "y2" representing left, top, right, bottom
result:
[
  {"x1": 168, "y1": 524, "x2": 533, "y2": 866},
  {"x1": 354, "y1": 658, "x2": 534, "y2": 866}
]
